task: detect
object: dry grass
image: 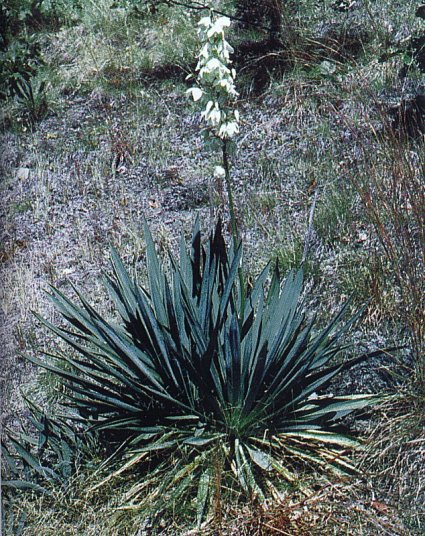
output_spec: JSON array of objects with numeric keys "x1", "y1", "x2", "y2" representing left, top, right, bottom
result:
[
  {"x1": 4, "y1": 470, "x2": 411, "y2": 536},
  {"x1": 343, "y1": 113, "x2": 425, "y2": 380},
  {"x1": 360, "y1": 396, "x2": 425, "y2": 532},
  {"x1": 212, "y1": 479, "x2": 409, "y2": 535}
]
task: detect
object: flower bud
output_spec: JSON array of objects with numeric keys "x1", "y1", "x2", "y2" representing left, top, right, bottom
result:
[{"x1": 214, "y1": 165, "x2": 226, "y2": 179}]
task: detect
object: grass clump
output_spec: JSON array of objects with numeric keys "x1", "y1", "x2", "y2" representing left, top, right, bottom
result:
[
  {"x1": 362, "y1": 394, "x2": 425, "y2": 532},
  {"x1": 351, "y1": 132, "x2": 425, "y2": 385}
]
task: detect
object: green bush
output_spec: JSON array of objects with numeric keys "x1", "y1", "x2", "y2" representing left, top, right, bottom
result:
[
  {"x1": 2, "y1": 397, "x2": 95, "y2": 494},
  {"x1": 14, "y1": 75, "x2": 49, "y2": 124},
  {"x1": 3, "y1": 221, "x2": 379, "y2": 525},
  {"x1": 0, "y1": 37, "x2": 41, "y2": 100}
]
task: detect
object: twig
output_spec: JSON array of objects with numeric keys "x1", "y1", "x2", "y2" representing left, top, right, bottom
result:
[
  {"x1": 302, "y1": 187, "x2": 318, "y2": 265},
  {"x1": 261, "y1": 522, "x2": 294, "y2": 535},
  {"x1": 164, "y1": 0, "x2": 272, "y2": 32}
]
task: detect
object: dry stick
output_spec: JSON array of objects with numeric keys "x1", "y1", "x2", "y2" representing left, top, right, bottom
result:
[
  {"x1": 261, "y1": 523, "x2": 293, "y2": 535},
  {"x1": 302, "y1": 187, "x2": 318, "y2": 265}
]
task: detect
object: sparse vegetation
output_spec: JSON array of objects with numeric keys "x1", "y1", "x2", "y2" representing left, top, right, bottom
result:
[{"x1": 1, "y1": 0, "x2": 424, "y2": 534}]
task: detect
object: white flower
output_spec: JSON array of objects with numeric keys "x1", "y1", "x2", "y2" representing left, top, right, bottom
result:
[
  {"x1": 188, "y1": 12, "x2": 240, "y2": 140},
  {"x1": 207, "y1": 17, "x2": 231, "y2": 38},
  {"x1": 205, "y1": 100, "x2": 214, "y2": 112},
  {"x1": 206, "y1": 103, "x2": 222, "y2": 126},
  {"x1": 214, "y1": 165, "x2": 226, "y2": 179},
  {"x1": 204, "y1": 57, "x2": 222, "y2": 72},
  {"x1": 199, "y1": 58, "x2": 230, "y2": 79},
  {"x1": 216, "y1": 41, "x2": 234, "y2": 61},
  {"x1": 199, "y1": 43, "x2": 210, "y2": 59},
  {"x1": 186, "y1": 87, "x2": 203, "y2": 101},
  {"x1": 219, "y1": 77, "x2": 232, "y2": 91},
  {"x1": 218, "y1": 78, "x2": 234, "y2": 93},
  {"x1": 198, "y1": 16, "x2": 212, "y2": 28},
  {"x1": 218, "y1": 121, "x2": 239, "y2": 139},
  {"x1": 225, "y1": 42, "x2": 234, "y2": 55}
]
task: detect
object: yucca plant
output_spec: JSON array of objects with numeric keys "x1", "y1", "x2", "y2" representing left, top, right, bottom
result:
[
  {"x1": 10, "y1": 220, "x2": 379, "y2": 524},
  {"x1": 14, "y1": 74, "x2": 48, "y2": 125},
  {"x1": 2, "y1": 397, "x2": 94, "y2": 494}
]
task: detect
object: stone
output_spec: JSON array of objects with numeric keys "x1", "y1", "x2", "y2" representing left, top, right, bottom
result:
[{"x1": 16, "y1": 167, "x2": 30, "y2": 181}]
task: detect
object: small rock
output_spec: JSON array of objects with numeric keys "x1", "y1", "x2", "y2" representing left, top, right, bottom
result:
[{"x1": 16, "y1": 167, "x2": 30, "y2": 181}]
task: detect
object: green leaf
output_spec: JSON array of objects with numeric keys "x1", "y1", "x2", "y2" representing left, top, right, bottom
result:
[
  {"x1": 196, "y1": 470, "x2": 211, "y2": 528},
  {"x1": 2, "y1": 480, "x2": 51, "y2": 494},
  {"x1": 246, "y1": 445, "x2": 273, "y2": 472},
  {"x1": 281, "y1": 430, "x2": 361, "y2": 448},
  {"x1": 183, "y1": 436, "x2": 218, "y2": 447}
]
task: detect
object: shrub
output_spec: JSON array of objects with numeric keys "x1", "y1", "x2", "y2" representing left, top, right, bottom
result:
[
  {"x1": 0, "y1": 37, "x2": 42, "y2": 100},
  {"x1": 2, "y1": 397, "x2": 94, "y2": 494},
  {"x1": 3, "y1": 221, "x2": 379, "y2": 526},
  {"x1": 14, "y1": 75, "x2": 49, "y2": 125}
]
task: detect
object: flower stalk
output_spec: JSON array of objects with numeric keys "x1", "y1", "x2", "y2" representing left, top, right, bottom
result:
[
  {"x1": 187, "y1": 11, "x2": 241, "y2": 250},
  {"x1": 186, "y1": 11, "x2": 246, "y2": 311},
  {"x1": 222, "y1": 139, "x2": 238, "y2": 247}
]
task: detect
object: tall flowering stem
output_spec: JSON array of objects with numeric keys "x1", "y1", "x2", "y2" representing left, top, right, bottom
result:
[
  {"x1": 222, "y1": 139, "x2": 238, "y2": 245},
  {"x1": 187, "y1": 12, "x2": 240, "y2": 249},
  {"x1": 187, "y1": 11, "x2": 245, "y2": 313}
]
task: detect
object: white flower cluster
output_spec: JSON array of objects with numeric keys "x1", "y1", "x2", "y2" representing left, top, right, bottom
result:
[{"x1": 187, "y1": 14, "x2": 240, "y2": 140}]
